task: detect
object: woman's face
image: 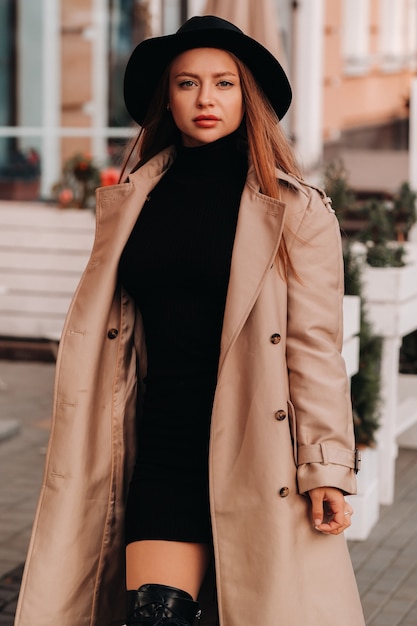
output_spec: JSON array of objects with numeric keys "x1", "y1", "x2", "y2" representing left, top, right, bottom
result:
[{"x1": 168, "y1": 47, "x2": 245, "y2": 147}]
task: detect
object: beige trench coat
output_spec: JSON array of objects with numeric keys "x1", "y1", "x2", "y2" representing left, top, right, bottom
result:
[{"x1": 15, "y1": 147, "x2": 365, "y2": 626}]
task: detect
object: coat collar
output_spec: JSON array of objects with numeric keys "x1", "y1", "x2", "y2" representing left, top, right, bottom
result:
[
  {"x1": 95, "y1": 147, "x2": 288, "y2": 375},
  {"x1": 93, "y1": 147, "x2": 176, "y2": 267}
]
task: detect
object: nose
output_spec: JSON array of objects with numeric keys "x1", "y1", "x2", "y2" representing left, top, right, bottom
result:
[{"x1": 196, "y1": 84, "x2": 214, "y2": 108}]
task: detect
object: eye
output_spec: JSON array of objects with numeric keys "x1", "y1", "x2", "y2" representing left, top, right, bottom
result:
[
  {"x1": 178, "y1": 79, "x2": 197, "y2": 88},
  {"x1": 217, "y1": 80, "x2": 233, "y2": 88}
]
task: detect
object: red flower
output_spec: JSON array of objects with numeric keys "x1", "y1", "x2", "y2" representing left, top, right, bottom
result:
[
  {"x1": 58, "y1": 188, "x2": 74, "y2": 206},
  {"x1": 100, "y1": 167, "x2": 121, "y2": 187}
]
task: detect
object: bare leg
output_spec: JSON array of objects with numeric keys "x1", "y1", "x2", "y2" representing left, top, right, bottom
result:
[{"x1": 126, "y1": 540, "x2": 211, "y2": 600}]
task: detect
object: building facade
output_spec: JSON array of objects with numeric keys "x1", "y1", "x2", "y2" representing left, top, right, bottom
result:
[
  {"x1": 0, "y1": 0, "x2": 416, "y2": 200},
  {"x1": 323, "y1": 0, "x2": 417, "y2": 151}
]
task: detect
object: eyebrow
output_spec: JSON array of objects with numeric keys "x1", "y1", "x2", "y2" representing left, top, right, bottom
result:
[{"x1": 173, "y1": 71, "x2": 238, "y2": 79}]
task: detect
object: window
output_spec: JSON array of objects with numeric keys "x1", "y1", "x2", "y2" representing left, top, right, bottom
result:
[
  {"x1": 0, "y1": 1, "x2": 15, "y2": 171},
  {"x1": 0, "y1": 1, "x2": 14, "y2": 131},
  {"x1": 108, "y1": 0, "x2": 188, "y2": 128},
  {"x1": 162, "y1": 0, "x2": 187, "y2": 33},
  {"x1": 342, "y1": 0, "x2": 371, "y2": 75},
  {"x1": 108, "y1": 0, "x2": 142, "y2": 128},
  {"x1": 0, "y1": 0, "x2": 191, "y2": 200},
  {"x1": 0, "y1": 0, "x2": 42, "y2": 199},
  {"x1": 379, "y1": 0, "x2": 408, "y2": 71}
]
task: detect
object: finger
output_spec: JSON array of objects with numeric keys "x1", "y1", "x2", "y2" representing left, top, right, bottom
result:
[
  {"x1": 309, "y1": 489, "x2": 326, "y2": 527},
  {"x1": 315, "y1": 518, "x2": 343, "y2": 533},
  {"x1": 332, "y1": 505, "x2": 346, "y2": 527},
  {"x1": 315, "y1": 502, "x2": 345, "y2": 533},
  {"x1": 316, "y1": 508, "x2": 354, "y2": 535},
  {"x1": 324, "y1": 492, "x2": 349, "y2": 527}
]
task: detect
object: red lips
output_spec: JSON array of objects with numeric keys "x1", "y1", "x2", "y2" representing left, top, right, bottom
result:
[
  {"x1": 193, "y1": 115, "x2": 220, "y2": 121},
  {"x1": 193, "y1": 115, "x2": 220, "y2": 128}
]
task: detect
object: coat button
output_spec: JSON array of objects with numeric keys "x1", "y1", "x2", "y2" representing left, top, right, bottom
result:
[
  {"x1": 270, "y1": 333, "x2": 281, "y2": 344},
  {"x1": 279, "y1": 487, "x2": 290, "y2": 498},
  {"x1": 107, "y1": 328, "x2": 119, "y2": 339},
  {"x1": 275, "y1": 409, "x2": 286, "y2": 421}
]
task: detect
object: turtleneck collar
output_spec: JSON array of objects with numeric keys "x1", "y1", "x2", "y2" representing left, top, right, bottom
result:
[{"x1": 171, "y1": 131, "x2": 248, "y2": 180}]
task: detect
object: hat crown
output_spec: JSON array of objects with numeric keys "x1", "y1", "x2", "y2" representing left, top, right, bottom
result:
[{"x1": 176, "y1": 15, "x2": 243, "y2": 36}]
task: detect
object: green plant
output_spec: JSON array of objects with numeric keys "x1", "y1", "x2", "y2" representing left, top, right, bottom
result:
[
  {"x1": 343, "y1": 245, "x2": 382, "y2": 447},
  {"x1": 359, "y1": 199, "x2": 406, "y2": 268},
  {"x1": 392, "y1": 182, "x2": 417, "y2": 242},
  {"x1": 323, "y1": 159, "x2": 356, "y2": 217},
  {"x1": 324, "y1": 161, "x2": 417, "y2": 444},
  {"x1": 324, "y1": 160, "x2": 415, "y2": 267}
]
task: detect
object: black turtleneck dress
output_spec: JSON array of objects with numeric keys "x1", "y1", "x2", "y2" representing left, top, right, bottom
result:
[{"x1": 119, "y1": 133, "x2": 248, "y2": 544}]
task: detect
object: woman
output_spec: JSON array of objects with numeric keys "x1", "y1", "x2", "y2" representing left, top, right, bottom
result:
[{"x1": 15, "y1": 15, "x2": 364, "y2": 626}]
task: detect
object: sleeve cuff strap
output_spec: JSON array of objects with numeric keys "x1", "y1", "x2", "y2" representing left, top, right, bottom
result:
[{"x1": 298, "y1": 444, "x2": 361, "y2": 474}]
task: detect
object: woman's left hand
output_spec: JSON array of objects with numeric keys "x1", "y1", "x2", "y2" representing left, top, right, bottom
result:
[{"x1": 308, "y1": 486, "x2": 353, "y2": 535}]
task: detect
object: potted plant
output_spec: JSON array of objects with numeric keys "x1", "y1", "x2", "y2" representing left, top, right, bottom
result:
[
  {"x1": 343, "y1": 244, "x2": 383, "y2": 539},
  {"x1": 52, "y1": 153, "x2": 121, "y2": 209},
  {"x1": 0, "y1": 148, "x2": 41, "y2": 201},
  {"x1": 325, "y1": 160, "x2": 417, "y2": 260},
  {"x1": 325, "y1": 160, "x2": 417, "y2": 511},
  {"x1": 325, "y1": 163, "x2": 383, "y2": 538},
  {"x1": 324, "y1": 162, "x2": 382, "y2": 446},
  {"x1": 343, "y1": 246, "x2": 382, "y2": 447},
  {"x1": 392, "y1": 182, "x2": 417, "y2": 243},
  {"x1": 52, "y1": 153, "x2": 101, "y2": 209}
]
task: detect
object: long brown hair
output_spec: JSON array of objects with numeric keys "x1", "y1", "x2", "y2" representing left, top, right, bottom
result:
[
  {"x1": 232, "y1": 56, "x2": 301, "y2": 275},
  {"x1": 119, "y1": 51, "x2": 301, "y2": 271},
  {"x1": 119, "y1": 65, "x2": 177, "y2": 176},
  {"x1": 233, "y1": 56, "x2": 301, "y2": 193}
]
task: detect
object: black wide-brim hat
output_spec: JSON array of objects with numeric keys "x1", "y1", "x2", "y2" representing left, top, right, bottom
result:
[{"x1": 124, "y1": 15, "x2": 292, "y2": 126}]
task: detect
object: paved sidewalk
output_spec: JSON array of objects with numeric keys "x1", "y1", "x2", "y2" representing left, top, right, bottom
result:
[
  {"x1": 0, "y1": 359, "x2": 417, "y2": 625},
  {"x1": 0, "y1": 360, "x2": 54, "y2": 625}
]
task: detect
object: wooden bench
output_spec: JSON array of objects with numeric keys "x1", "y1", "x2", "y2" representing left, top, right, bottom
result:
[{"x1": 0, "y1": 201, "x2": 95, "y2": 359}]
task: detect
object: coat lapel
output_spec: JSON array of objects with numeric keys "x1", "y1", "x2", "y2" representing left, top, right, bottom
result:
[
  {"x1": 218, "y1": 168, "x2": 287, "y2": 375},
  {"x1": 93, "y1": 147, "x2": 176, "y2": 266}
]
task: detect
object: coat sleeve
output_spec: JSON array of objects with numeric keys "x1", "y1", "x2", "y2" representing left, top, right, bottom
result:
[{"x1": 284, "y1": 185, "x2": 358, "y2": 495}]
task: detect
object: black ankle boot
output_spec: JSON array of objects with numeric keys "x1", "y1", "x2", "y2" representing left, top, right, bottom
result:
[{"x1": 126, "y1": 583, "x2": 201, "y2": 625}]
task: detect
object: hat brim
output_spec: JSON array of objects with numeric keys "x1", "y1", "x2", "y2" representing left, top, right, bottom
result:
[{"x1": 124, "y1": 27, "x2": 292, "y2": 126}]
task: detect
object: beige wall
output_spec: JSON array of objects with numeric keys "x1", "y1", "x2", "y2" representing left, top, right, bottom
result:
[{"x1": 323, "y1": 0, "x2": 413, "y2": 143}]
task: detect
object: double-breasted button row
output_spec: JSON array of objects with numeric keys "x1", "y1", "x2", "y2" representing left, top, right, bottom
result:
[
  {"x1": 275, "y1": 400, "x2": 289, "y2": 497},
  {"x1": 270, "y1": 333, "x2": 281, "y2": 344},
  {"x1": 107, "y1": 328, "x2": 119, "y2": 339}
]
